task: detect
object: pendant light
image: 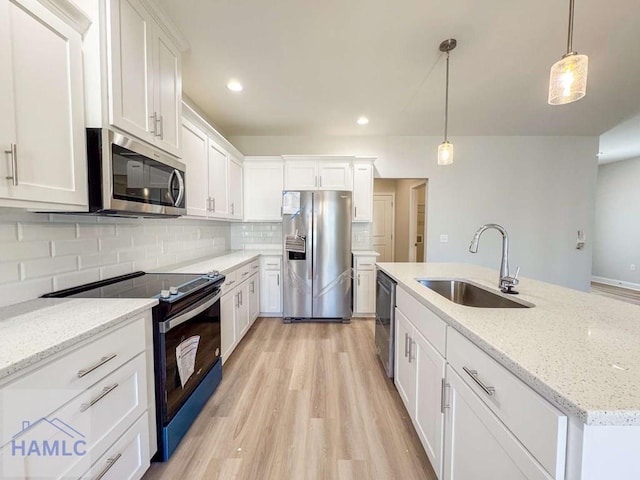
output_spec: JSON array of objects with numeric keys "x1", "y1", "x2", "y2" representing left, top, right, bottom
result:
[
  {"x1": 548, "y1": 0, "x2": 588, "y2": 105},
  {"x1": 438, "y1": 39, "x2": 457, "y2": 166}
]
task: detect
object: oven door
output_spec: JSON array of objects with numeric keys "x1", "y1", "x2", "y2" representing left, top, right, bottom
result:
[{"x1": 157, "y1": 291, "x2": 221, "y2": 424}]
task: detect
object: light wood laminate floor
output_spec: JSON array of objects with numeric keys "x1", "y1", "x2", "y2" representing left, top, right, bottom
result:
[
  {"x1": 143, "y1": 318, "x2": 436, "y2": 480},
  {"x1": 591, "y1": 282, "x2": 640, "y2": 306}
]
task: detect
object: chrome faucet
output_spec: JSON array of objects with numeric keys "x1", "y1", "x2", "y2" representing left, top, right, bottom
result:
[{"x1": 469, "y1": 224, "x2": 520, "y2": 294}]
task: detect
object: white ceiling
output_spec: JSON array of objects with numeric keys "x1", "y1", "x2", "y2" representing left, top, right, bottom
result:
[{"x1": 157, "y1": 0, "x2": 640, "y2": 138}]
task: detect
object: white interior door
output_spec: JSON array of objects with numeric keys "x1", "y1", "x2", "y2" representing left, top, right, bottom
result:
[{"x1": 372, "y1": 194, "x2": 395, "y2": 262}]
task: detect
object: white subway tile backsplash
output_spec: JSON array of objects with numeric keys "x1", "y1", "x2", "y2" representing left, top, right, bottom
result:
[
  {"x1": 77, "y1": 223, "x2": 117, "y2": 238},
  {"x1": 21, "y1": 256, "x2": 78, "y2": 280},
  {"x1": 79, "y1": 252, "x2": 118, "y2": 269},
  {"x1": 53, "y1": 268, "x2": 100, "y2": 291},
  {"x1": 0, "y1": 224, "x2": 18, "y2": 242},
  {"x1": 98, "y1": 235, "x2": 133, "y2": 252},
  {"x1": 20, "y1": 223, "x2": 76, "y2": 241},
  {"x1": 100, "y1": 262, "x2": 133, "y2": 279},
  {"x1": 52, "y1": 238, "x2": 99, "y2": 257},
  {"x1": 3, "y1": 241, "x2": 51, "y2": 262},
  {"x1": 0, "y1": 262, "x2": 20, "y2": 284},
  {"x1": 0, "y1": 210, "x2": 231, "y2": 306},
  {"x1": 1, "y1": 277, "x2": 53, "y2": 305}
]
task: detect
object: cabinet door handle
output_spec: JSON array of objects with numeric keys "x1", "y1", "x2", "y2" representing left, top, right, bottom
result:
[
  {"x1": 159, "y1": 115, "x2": 164, "y2": 140},
  {"x1": 408, "y1": 338, "x2": 415, "y2": 363},
  {"x1": 277, "y1": 273, "x2": 280, "y2": 286},
  {"x1": 149, "y1": 112, "x2": 158, "y2": 135},
  {"x1": 77, "y1": 354, "x2": 117, "y2": 378},
  {"x1": 80, "y1": 383, "x2": 119, "y2": 412},
  {"x1": 5, "y1": 144, "x2": 18, "y2": 186},
  {"x1": 404, "y1": 333, "x2": 409, "y2": 358},
  {"x1": 357, "y1": 274, "x2": 360, "y2": 286},
  {"x1": 250, "y1": 281, "x2": 254, "y2": 293},
  {"x1": 463, "y1": 366, "x2": 496, "y2": 397},
  {"x1": 93, "y1": 452, "x2": 122, "y2": 480},
  {"x1": 240, "y1": 290, "x2": 243, "y2": 305},
  {"x1": 212, "y1": 197, "x2": 216, "y2": 212},
  {"x1": 319, "y1": 175, "x2": 322, "y2": 187},
  {"x1": 441, "y1": 378, "x2": 450, "y2": 413},
  {"x1": 354, "y1": 206, "x2": 357, "y2": 218},
  {"x1": 314, "y1": 175, "x2": 318, "y2": 187}
]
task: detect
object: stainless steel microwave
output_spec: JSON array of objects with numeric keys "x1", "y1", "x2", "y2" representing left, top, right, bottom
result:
[{"x1": 86, "y1": 128, "x2": 186, "y2": 217}]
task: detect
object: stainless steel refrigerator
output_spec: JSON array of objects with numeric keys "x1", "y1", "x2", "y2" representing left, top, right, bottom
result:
[{"x1": 283, "y1": 190, "x2": 352, "y2": 322}]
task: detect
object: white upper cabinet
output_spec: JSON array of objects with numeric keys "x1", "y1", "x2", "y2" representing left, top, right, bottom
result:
[
  {"x1": 181, "y1": 118, "x2": 208, "y2": 217},
  {"x1": 318, "y1": 163, "x2": 351, "y2": 190},
  {"x1": 182, "y1": 103, "x2": 244, "y2": 221},
  {"x1": 285, "y1": 161, "x2": 319, "y2": 190},
  {"x1": 284, "y1": 157, "x2": 353, "y2": 191},
  {"x1": 0, "y1": 0, "x2": 88, "y2": 210},
  {"x1": 208, "y1": 140, "x2": 229, "y2": 218},
  {"x1": 352, "y1": 160, "x2": 374, "y2": 222},
  {"x1": 107, "y1": 0, "x2": 182, "y2": 157},
  {"x1": 228, "y1": 157, "x2": 243, "y2": 219},
  {"x1": 243, "y1": 158, "x2": 284, "y2": 222}
]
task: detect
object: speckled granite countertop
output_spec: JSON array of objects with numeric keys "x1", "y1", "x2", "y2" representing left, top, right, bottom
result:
[
  {"x1": 0, "y1": 298, "x2": 157, "y2": 382},
  {"x1": 377, "y1": 262, "x2": 640, "y2": 427},
  {"x1": 155, "y1": 249, "x2": 282, "y2": 275}
]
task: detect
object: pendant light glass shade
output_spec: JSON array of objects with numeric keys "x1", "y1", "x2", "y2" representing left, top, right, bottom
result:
[
  {"x1": 438, "y1": 141, "x2": 454, "y2": 166},
  {"x1": 548, "y1": 53, "x2": 588, "y2": 105}
]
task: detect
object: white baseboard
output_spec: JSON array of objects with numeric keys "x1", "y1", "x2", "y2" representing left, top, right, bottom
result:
[{"x1": 591, "y1": 276, "x2": 640, "y2": 292}]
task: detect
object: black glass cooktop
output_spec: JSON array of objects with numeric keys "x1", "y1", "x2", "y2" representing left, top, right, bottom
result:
[{"x1": 42, "y1": 271, "x2": 224, "y2": 302}]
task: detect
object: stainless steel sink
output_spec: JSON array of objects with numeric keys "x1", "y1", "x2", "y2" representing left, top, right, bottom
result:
[{"x1": 416, "y1": 279, "x2": 532, "y2": 308}]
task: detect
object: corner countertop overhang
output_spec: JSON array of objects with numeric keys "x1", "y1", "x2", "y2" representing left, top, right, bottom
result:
[{"x1": 377, "y1": 262, "x2": 640, "y2": 427}]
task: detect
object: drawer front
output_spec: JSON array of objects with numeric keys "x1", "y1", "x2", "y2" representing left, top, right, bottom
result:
[
  {"x1": 396, "y1": 287, "x2": 447, "y2": 356},
  {"x1": 250, "y1": 260, "x2": 260, "y2": 275},
  {"x1": 261, "y1": 256, "x2": 281, "y2": 271},
  {"x1": 80, "y1": 412, "x2": 150, "y2": 480},
  {"x1": 4, "y1": 355, "x2": 147, "y2": 479},
  {"x1": 2, "y1": 317, "x2": 147, "y2": 426},
  {"x1": 238, "y1": 263, "x2": 253, "y2": 283},
  {"x1": 447, "y1": 328, "x2": 567, "y2": 479},
  {"x1": 355, "y1": 256, "x2": 376, "y2": 271},
  {"x1": 220, "y1": 270, "x2": 238, "y2": 296}
]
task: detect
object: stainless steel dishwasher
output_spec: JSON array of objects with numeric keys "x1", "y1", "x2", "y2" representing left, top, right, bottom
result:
[{"x1": 375, "y1": 269, "x2": 396, "y2": 378}]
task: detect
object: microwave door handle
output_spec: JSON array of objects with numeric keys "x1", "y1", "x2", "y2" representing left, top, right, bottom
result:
[
  {"x1": 159, "y1": 291, "x2": 221, "y2": 334},
  {"x1": 174, "y1": 170, "x2": 185, "y2": 207},
  {"x1": 167, "y1": 169, "x2": 176, "y2": 205}
]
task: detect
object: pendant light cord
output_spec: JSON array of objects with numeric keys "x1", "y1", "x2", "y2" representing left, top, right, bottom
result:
[
  {"x1": 443, "y1": 50, "x2": 450, "y2": 142},
  {"x1": 566, "y1": 0, "x2": 575, "y2": 54}
]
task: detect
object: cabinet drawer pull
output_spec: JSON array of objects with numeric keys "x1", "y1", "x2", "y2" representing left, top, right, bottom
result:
[
  {"x1": 93, "y1": 452, "x2": 122, "y2": 480},
  {"x1": 226, "y1": 280, "x2": 236, "y2": 286},
  {"x1": 242, "y1": 271, "x2": 249, "y2": 276},
  {"x1": 252, "y1": 265, "x2": 259, "y2": 269},
  {"x1": 80, "y1": 383, "x2": 119, "y2": 412},
  {"x1": 463, "y1": 366, "x2": 496, "y2": 397},
  {"x1": 77, "y1": 354, "x2": 117, "y2": 378},
  {"x1": 5, "y1": 144, "x2": 18, "y2": 186}
]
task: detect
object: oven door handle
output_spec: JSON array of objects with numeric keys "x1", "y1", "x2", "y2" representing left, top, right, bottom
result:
[{"x1": 159, "y1": 291, "x2": 221, "y2": 334}]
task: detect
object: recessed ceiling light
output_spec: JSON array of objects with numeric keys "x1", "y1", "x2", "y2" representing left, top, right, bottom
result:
[
  {"x1": 227, "y1": 80, "x2": 243, "y2": 92},
  {"x1": 357, "y1": 116, "x2": 369, "y2": 125}
]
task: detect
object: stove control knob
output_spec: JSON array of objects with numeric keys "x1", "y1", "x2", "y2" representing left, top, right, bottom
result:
[
  {"x1": 169, "y1": 286, "x2": 178, "y2": 295},
  {"x1": 160, "y1": 290, "x2": 171, "y2": 299}
]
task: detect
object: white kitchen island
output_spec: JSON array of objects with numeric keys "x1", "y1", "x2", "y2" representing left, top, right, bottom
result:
[{"x1": 377, "y1": 262, "x2": 640, "y2": 480}]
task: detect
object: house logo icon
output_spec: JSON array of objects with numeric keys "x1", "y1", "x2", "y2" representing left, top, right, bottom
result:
[{"x1": 11, "y1": 418, "x2": 87, "y2": 457}]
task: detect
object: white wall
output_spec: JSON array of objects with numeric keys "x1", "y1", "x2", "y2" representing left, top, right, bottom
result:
[
  {"x1": 0, "y1": 210, "x2": 230, "y2": 307},
  {"x1": 592, "y1": 157, "x2": 640, "y2": 286},
  {"x1": 231, "y1": 135, "x2": 599, "y2": 290}
]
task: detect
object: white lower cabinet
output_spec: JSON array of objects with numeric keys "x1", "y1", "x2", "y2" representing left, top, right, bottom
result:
[
  {"x1": 260, "y1": 256, "x2": 282, "y2": 316},
  {"x1": 0, "y1": 312, "x2": 154, "y2": 480},
  {"x1": 444, "y1": 366, "x2": 553, "y2": 480},
  {"x1": 353, "y1": 254, "x2": 376, "y2": 316},
  {"x1": 220, "y1": 261, "x2": 261, "y2": 364},
  {"x1": 394, "y1": 307, "x2": 445, "y2": 478},
  {"x1": 394, "y1": 285, "x2": 567, "y2": 480}
]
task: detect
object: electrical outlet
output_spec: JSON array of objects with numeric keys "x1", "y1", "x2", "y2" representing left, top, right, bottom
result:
[
  {"x1": 440, "y1": 234, "x2": 449, "y2": 243},
  {"x1": 631, "y1": 264, "x2": 636, "y2": 272}
]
